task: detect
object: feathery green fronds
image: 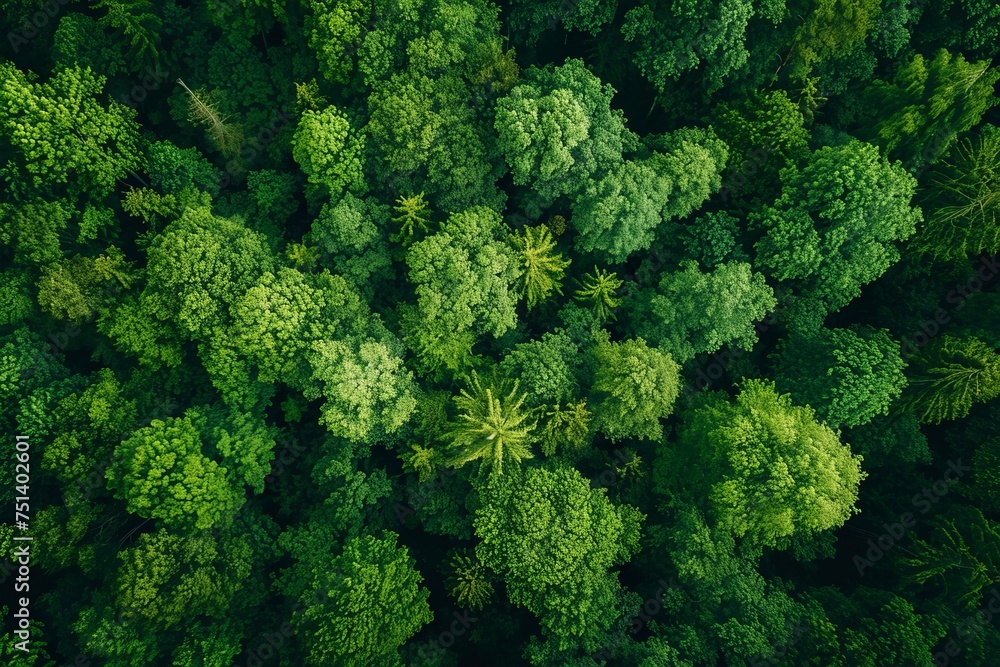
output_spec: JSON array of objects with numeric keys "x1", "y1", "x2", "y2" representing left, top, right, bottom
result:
[
  {"x1": 574, "y1": 266, "x2": 623, "y2": 321},
  {"x1": 444, "y1": 372, "x2": 536, "y2": 475},
  {"x1": 513, "y1": 224, "x2": 571, "y2": 309}
]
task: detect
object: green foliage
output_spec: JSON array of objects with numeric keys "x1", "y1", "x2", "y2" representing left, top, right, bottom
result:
[
  {"x1": 176, "y1": 79, "x2": 244, "y2": 159},
  {"x1": 113, "y1": 527, "x2": 252, "y2": 628},
  {"x1": 900, "y1": 334, "x2": 1000, "y2": 424},
  {"x1": 146, "y1": 140, "x2": 218, "y2": 195},
  {"x1": 306, "y1": 337, "x2": 417, "y2": 441},
  {"x1": 500, "y1": 331, "x2": 579, "y2": 407},
  {"x1": 391, "y1": 192, "x2": 432, "y2": 244},
  {"x1": 512, "y1": 224, "x2": 570, "y2": 309},
  {"x1": 309, "y1": 194, "x2": 393, "y2": 297},
  {"x1": 773, "y1": 325, "x2": 908, "y2": 428},
  {"x1": 402, "y1": 207, "x2": 521, "y2": 377},
  {"x1": 911, "y1": 126, "x2": 1000, "y2": 264},
  {"x1": 443, "y1": 372, "x2": 536, "y2": 475},
  {"x1": 752, "y1": 140, "x2": 921, "y2": 317},
  {"x1": 92, "y1": 0, "x2": 162, "y2": 68},
  {"x1": 495, "y1": 59, "x2": 634, "y2": 207},
  {"x1": 293, "y1": 105, "x2": 367, "y2": 197},
  {"x1": 898, "y1": 505, "x2": 1000, "y2": 610},
  {"x1": 860, "y1": 49, "x2": 999, "y2": 166},
  {"x1": 37, "y1": 248, "x2": 132, "y2": 322},
  {"x1": 663, "y1": 380, "x2": 865, "y2": 547},
  {"x1": 679, "y1": 211, "x2": 746, "y2": 268},
  {"x1": 712, "y1": 90, "x2": 809, "y2": 201},
  {"x1": 0, "y1": 64, "x2": 141, "y2": 199},
  {"x1": 572, "y1": 128, "x2": 728, "y2": 261},
  {"x1": 574, "y1": 267, "x2": 622, "y2": 322},
  {"x1": 448, "y1": 551, "x2": 494, "y2": 610},
  {"x1": 107, "y1": 414, "x2": 245, "y2": 532},
  {"x1": 789, "y1": 0, "x2": 879, "y2": 80},
  {"x1": 9, "y1": 4, "x2": 1000, "y2": 665},
  {"x1": 628, "y1": 260, "x2": 776, "y2": 363},
  {"x1": 52, "y1": 13, "x2": 127, "y2": 76},
  {"x1": 538, "y1": 400, "x2": 591, "y2": 456},
  {"x1": 590, "y1": 336, "x2": 680, "y2": 441},
  {"x1": 288, "y1": 531, "x2": 432, "y2": 667},
  {"x1": 621, "y1": 0, "x2": 758, "y2": 94},
  {"x1": 474, "y1": 465, "x2": 643, "y2": 649}
]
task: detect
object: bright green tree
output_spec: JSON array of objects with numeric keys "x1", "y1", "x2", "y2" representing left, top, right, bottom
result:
[
  {"x1": 752, "y1": 141, "x2": 921, "y2": 318},
  {"x1": 292, "y1": 105, "x2": 367, "y2": 197},
  {"x1": 628, "y1": 260, "x2": 776, "y2": 363},
  {"x1": 106, "y1": 415, "x2": 244, "y2": 532},
  {"x1": 512, "y1": 224, "x2": 571, "y2": 309},
  {"x1": 663, "y1": 380, "x2": 865, "y2": 548},
  {"x1": 589, "y1": 336, "x2": 680, "y2": 441},
  {"x1": 474, "y1": 464, "x2": 643, "y2": 650},
  {"x1": 288, "y1": 531, "x2": 432, "y2": 667},
  {"x1": 443, "y1": 372, "x2": 536, "y2": 475},
  {"x1": 402, "y1": 207, "x2": 521, "y2": 377},
  {"x1": 0, "y1": 63, "x2": 141, "y2": 199}
]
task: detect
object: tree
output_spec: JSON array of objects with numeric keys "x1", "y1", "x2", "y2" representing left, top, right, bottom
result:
[
  {"x1": 37, "y1": 248, "x2": 133, "y2": 323},
  {"x1": 391, "y1": 192, "x2": 432, "y2": 245},
  {"x1": 0, "y1": 199, "x2": 72, "y2": 266},
  {"x1": 367, "y1": 69, "x2": 506, "y2": 212},
  {"x1": 307, "y1": 194, "x2": 394, "y2": 299},
  {"x1": 773, "y1": 325, "x2": 908, "y2": 428},
  {"x1": 911, "y1": 126, "x2": 1000, "y2": 264},
  {"x1": 107, "y1": 414, "x2": 244, "y2": 532},
  {"x1": 628, "y1": 260, "x2": 776, "y2": 363},
  {"x1": 93, "y1": 0, "x2": 162, "y2": 69},
  {"x1": 176, "y1": 79, "x2": 244, "y2": 159},
  {"x1": 859, "y1": 49, "x2": 999, "y2": 167},
  {"x1": 662, "y1": 380, "x2": 864, "y2": 548},
  {"x1": 538, "y1": 401, "x2": 591, "y2": 456},
  {"x1": 506, "y1": 0, "x2": 616, "y2": 38},
  {"x1": 788, "y1": 0, "x2": 880, "y2": 80},
  {"x1": 574, "y1": 267, "x2": 623, "y2": 322},
  {"x1": 679, "y1": 211, "x2": 747, "y2": 268},
  {"x1": 443, "y1": 372, "x2": 536, "y2": 475},
  {"x1": 752, "y1": 141, "x2": 921, "y2": 318},
  {"x1": 142, "y1": 205, "x2": 274, "y2": 340},
  {"x1": 447, "y1": 551, "x2": 494, "y2": 610},
  {"x1": 571, "y1": 128, "x2": 728, "y2": 261},
  {"x1": 495, "y1": 59, "x2": 635, "y2": 208},
  {"x1": 899, "y1": 334, "x2": 1000, "y2": 424},
  {"x1": 712, "y1": 90, "x2": 809, "y2": 202},
  {"x1": 499, "y1": 331, "x2": 580, "y2": 407},
  {"x1": 898, "y1": 505, "x2": 1000, "y2": 610},
  {"x1": 113, "y1": 527, "x2": 252, "y2": 628},
  {"x1": 288, "y1": 531, "x2": 432, "y2": 667},
  {"x1": 292, "y1": 105, "x2": 367, "y2": 197},
  {"x1": 0, "y1": 64, "x2": 141, "y2": 200},
  {"x1": 512, "y1": 224, "x2": 571, "y2": 309},
  {"x1": 620, "y1": 0, "x2": 757, "y2": 94},
  {"x1": 145, "y1": 140, "x2": 218, "y2": 195},
  {"x1": 402, "y1": 207, "x2": 521, "y2": 377},
  {"x1": 474, "y1": 464, "x2": 643, "y2": 650},
  {"x1": 305, "y1": 337, "x2": 417, "y2": 442},
  {"x1": 589, "y1": 336, "x2": 680, "y2": 441},
  {"x1": 799, "y1": 587, "x2": 945, "y2": 667}
]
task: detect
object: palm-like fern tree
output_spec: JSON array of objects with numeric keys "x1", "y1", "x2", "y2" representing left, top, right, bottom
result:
[
  {"x1": 512, "y1": 224, "x2": 570, "y2": 309},
  {"x1": 574, "y1": 266, "x2": 623, "y2": 321},
  {"x1": 444, "y1": 372, "x2": 536, "y2": 475}
]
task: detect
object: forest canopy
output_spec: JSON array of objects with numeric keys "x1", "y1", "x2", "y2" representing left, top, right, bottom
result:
[{"x1": 1, "y1": 0, "x2": 999, "y2": 666}]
